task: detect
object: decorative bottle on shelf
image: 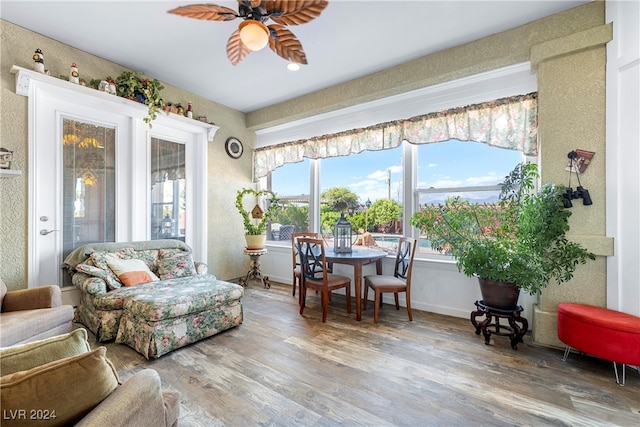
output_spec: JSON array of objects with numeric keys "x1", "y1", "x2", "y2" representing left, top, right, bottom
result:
[
  {"x1": 70, "y1": 63, "x2": 79, "y2": 84},
  {"x1": 108, "y1": 79, "x2": 117, "y2": 95},
  {"x1": 187, "y1": 102, "x2": 193, "y2": 119}
]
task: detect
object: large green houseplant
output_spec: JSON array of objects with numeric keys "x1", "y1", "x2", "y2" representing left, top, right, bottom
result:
[
  {"x1": 236, "y1": 188, "x2": 280, "y2": 249},
  {"x1": 410, "y1": 162, "x2": 595, "y2": 307}
]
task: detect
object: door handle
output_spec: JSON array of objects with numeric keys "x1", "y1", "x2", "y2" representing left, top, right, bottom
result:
[{"x1": 40, "y1": 229, "x2": 59, "y2": 235}]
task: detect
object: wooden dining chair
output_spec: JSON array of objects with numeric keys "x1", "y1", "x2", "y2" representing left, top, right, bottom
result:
[
  {"x1": 291, "y1": 231, "x2": 319, "y2": 302},
  {"x1": 297, "y1": 237, "x2": 351, "y2": 323},
  {"x1": 363, "y1": 237, "x2": 417, "y2": 323}
]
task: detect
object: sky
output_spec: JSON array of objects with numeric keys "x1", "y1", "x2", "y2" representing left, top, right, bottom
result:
[{"x1": 271, "y1": 140, "x2": 523, "y2": 206}]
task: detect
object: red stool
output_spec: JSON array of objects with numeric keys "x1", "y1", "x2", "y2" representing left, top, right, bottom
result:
[{"x1": 557, "y1": 303, "x2": 640, "y2": 385}]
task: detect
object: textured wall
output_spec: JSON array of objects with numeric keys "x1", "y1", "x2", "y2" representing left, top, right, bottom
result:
[
  {"x1": 0, "y1": 20, "x2": 253, "y2": 290},
  {"x1": 246, "y1": 2, "x2": 605, "y2": 130},
  {"x1": 531, "y1": 22, "x2": 612, "y2": 347}
]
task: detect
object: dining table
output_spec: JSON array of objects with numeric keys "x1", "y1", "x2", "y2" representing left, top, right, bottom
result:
[{"x1": 324, "y1": 247, "x2": 388, "y2": 321}]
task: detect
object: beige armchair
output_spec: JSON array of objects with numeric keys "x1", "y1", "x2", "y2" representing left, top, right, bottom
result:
[
  {"x1": 1, "y1": 329, "x2": 179, "y2": 426},
  {"x1": 0, "y1": 278, "x2": 74, "y2": 347}
]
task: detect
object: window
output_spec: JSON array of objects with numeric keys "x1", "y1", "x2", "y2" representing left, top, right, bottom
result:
[
  {"x1": 62, "y1": 118, "x2": 116, "y2": 284},
  {"x1": 319, "y1": 146, "x2": 403, "y2": 248},
  {"x1": 415, "y1": 140, "x2": 523, "y2": 256},
  {"x1": 150, "y1": 138, "x2": 186, "y2": 241},
  {"x1": 268, "y1": 158, "x2": 310, "y2": 241},
  {"x1": 256, "y1": 65, "x2": 537, "y2": 260},
  {"x1": 264, "y1": 139, "x2": 523, "y2": 259}
]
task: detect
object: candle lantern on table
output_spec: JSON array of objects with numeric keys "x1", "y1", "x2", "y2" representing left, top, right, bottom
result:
[{"x1": 334, "y1": 212, "x2": 353, "y2": 253}]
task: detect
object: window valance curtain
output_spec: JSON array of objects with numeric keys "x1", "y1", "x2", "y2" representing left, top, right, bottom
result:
[{"x1": 253, "y1": 92, "x2": 538, "y2": 179}]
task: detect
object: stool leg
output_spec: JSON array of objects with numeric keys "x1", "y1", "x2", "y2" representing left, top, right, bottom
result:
[
  {"x1": 562, "y1": 346, "x2": 571, "y2": 361},
  {"x1": 614, "y1": 362, "x2": 626, "y2": 386}
]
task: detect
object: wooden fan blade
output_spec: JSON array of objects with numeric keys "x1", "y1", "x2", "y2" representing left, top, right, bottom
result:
[
  {"x1": 227, "y1": 30, "x2": 252, "y2": 65},
  {"x1": 265, "y1": 0, "x2": 328, "y2": 26},
  {"x1": 268, "y1": 25, "x2": 307, "y2": 64},
  {"x1": 168, "y1": 4, "x2": 238, "y2": 21}
]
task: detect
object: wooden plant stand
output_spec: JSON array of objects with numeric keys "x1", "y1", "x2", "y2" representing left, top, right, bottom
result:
[{"x1": 470, "y1": 300, "x2": 528, "y2": 350}]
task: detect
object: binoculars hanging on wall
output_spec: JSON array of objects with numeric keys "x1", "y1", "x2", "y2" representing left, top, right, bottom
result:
[{"x1": 563, "y1": 186, "x2": 593, "y2": 208}]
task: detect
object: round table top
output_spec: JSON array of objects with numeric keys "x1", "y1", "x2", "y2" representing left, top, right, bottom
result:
[{"x1": 324, "y1": 247, "x2": 387, "y2": 260}]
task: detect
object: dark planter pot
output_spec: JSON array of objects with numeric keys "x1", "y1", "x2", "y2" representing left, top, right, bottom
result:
[{"x1": 478, "y1": 277, "x2": 520, "y2": 310}]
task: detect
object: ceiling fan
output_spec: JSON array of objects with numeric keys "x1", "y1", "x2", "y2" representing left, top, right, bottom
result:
[{"x1": 168, "y1": 1, "x2": 329, "y2": 66}]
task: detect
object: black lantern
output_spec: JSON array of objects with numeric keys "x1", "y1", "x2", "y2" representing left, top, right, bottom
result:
[
  {"x1": 365, "y1": 198, "x2": 372, "y2": 232},
  {"x1": 334, "y1": 212, "x2": 353, "y2": 253},
  {"x1": 161, "y1": 214, "x2": 174, "y2": 237}
]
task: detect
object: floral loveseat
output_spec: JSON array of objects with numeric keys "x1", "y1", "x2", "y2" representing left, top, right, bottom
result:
[{"x1": 63, "y1": 240, "x2": 243, "y2": 358}]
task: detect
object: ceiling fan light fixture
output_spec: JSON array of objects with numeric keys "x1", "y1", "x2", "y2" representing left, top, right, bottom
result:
[
  {"x1": 287, "y1": 63, "x2": 300, "y2": 71},
  {"x1": 239, "y1": 20, "x2": 269, "y2": 51}
]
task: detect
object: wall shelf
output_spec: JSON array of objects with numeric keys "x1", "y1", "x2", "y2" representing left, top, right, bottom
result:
[{"x1": 0, "y1": 169, "x2": 22, "y2": 178}]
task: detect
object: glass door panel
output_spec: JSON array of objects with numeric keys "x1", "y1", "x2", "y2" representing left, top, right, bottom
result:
[
  {"x1": 150, "y1": 137, "x2": 186, "y2": 241},
  {"x1": 62, "y1": 118, "x2": 116, "y2": 285}
]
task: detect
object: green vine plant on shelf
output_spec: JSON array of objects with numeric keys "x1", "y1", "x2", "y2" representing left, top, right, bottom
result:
[{"x1": 115, "y1": 71, "x2": 166, "y2": 126}]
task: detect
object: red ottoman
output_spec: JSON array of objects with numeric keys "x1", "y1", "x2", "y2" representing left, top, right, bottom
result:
[{"x1": 558, "y1": 303, "x2": 640, "y2": 385}]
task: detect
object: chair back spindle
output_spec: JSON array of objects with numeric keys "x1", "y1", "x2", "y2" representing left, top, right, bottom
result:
[
  {"x1": 395, "y1": 239, "x2": 413, "y2": 280},
  {"x1": 296, "y1": 237, "x2": 351, "y2": 322},
  {"x1": 291, "y1": 232, "x2": 319, "y2": 300},
  {"x1": 298, "y1": 238, "x2": 325, "y2": 281},
  {"x1": 364, "y1": 237, "x2": 416, "y2": 323}
]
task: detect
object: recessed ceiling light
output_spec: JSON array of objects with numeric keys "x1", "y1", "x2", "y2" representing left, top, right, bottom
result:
[{"x1": 287, "y1": 63, "x2": 300, "y2": 71}]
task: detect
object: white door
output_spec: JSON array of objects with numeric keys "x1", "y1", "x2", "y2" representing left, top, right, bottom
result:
[{"x1": 29, "y1": 88, "x2": 132, "y2": 288}]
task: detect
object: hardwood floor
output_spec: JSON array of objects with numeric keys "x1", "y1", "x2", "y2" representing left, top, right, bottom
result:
[{"x1": 94, "y1": 282, "x2": 640, "y2": 426}]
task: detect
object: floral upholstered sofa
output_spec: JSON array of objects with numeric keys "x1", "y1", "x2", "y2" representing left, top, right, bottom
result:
[{"x1": 63, "y1": 240, "x2": 243, "y2": 358}]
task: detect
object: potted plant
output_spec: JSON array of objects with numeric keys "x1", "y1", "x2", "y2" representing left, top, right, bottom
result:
[
  {"x1": 115, "y1": 70, "x2": 165, "y2": 125},
  {"x1": 236, "y1": 188, "x2": 280, "y2": 249},
  {"x1": 410, "y1": 162, "x2": 595, "y2": 309}
]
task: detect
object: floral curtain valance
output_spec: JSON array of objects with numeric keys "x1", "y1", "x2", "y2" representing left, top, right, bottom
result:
[{"x1": 253, "y1": 92, "x2": 538, "y2": 180}]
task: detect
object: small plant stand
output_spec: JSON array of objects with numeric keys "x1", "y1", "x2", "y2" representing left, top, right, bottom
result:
[
  {"x1": 470, "y1": 300, "x2": 528, "y2": 350},
  {"x1": 239, "y1": 248, "x2": 270, "y2": 288}
]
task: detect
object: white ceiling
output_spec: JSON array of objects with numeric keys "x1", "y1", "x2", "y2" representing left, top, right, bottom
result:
[{"x1": 1, "y1": 1, "x2": 589, "y2": 113}]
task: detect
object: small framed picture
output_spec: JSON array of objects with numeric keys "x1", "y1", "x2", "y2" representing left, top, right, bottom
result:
[
  {"x1": 566, "y1": 149, "x2": 595, "y2": 174},
  {"x1": 0, "y1": 148, "x2": 13, "y2": 169}
]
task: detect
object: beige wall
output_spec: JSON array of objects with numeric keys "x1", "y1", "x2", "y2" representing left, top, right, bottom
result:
[
  {"x1": 246, "y1": 2, "x2": 605, "y2": 130},
  {"x1": 0, "y1": 2, "x2": 611, "y2": 345},
  {"x1": 0, "y1": 20, "x2": 254, "y2": 289},
  {"x1": 531, "y1": 21, "x2": 613, "y2": 347}
]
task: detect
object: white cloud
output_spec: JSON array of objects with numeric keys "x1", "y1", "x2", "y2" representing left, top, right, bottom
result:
[
  {"x1": 464, "y1": 172, "x2": 502, "y2": 186},
  {"x1": 430, "y1": 178, "x2": 463, "y2": 188},
  {"x1": 367, "y1": 164, "x2": 402, "y2": 181},
  {"x1": 368, "y1": 170, "x2": 388, "y2": 180}
]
